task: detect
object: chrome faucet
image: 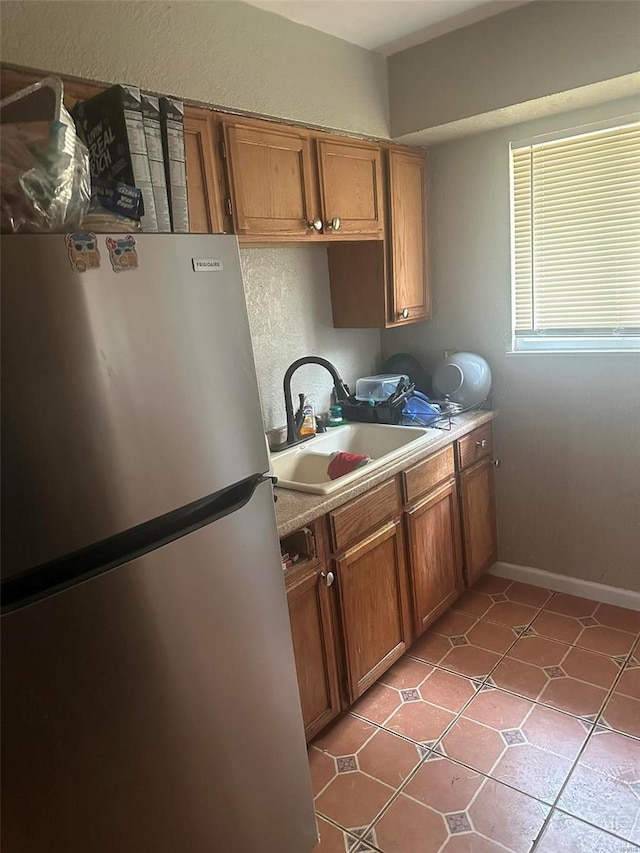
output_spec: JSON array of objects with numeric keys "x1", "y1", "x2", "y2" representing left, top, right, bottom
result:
[{"x1": 283, "y1": 356, "x2": 351, "y2": 447}]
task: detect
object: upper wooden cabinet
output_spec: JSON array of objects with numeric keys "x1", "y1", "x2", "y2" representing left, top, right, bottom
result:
[
  {"x1": 327, "y1": 146, "x2": 430, "y2": 328},
  {"x1": 1, "y1": 67, "x2": 427, "y2": 327},
  {"x1": 184, "y1": 108, "x2": 226, "y2": 235},
  {"x1": 220, "y1": 118, "x2": 384, "y2": 242},
  {"x1": 223, "y1": 122, "x2": 319, "y2": 238},
  {"x1": 387, "y1": 147, "x2": 430, "y2": 324},
  {"x1": 316, "y1": 139, "x2": 384, "y2": 237}
]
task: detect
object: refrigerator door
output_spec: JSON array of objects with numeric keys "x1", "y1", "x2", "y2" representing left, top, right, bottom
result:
[
  {"x1": 2, "y1": 479, "x2": 317, "y2": 853},
  {"x1": 2, "y1": 234, "x2": 270, "y2": 578}
]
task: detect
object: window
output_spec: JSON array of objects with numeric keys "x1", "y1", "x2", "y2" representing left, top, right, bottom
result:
[{"x1": 510, "y1": 119, "x2": 640, "y2": 352}]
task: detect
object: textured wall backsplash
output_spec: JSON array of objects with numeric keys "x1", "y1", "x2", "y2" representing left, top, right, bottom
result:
[{"x1": 240, "y1": 247, "x2": 381, "y2": 431}]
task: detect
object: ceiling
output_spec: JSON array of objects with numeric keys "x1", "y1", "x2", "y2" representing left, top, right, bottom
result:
[{"x1": 245, "y1": 0, "x2": 530, "y2": 55}]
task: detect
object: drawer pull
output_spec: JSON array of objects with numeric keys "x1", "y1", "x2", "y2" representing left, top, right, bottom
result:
[
  {"x1": 492, "y1": 458, "x2": 501, "y2": 468},
  {"x1": 476, "y1": 439, "x2": 488, "y2": 448},
  {"x1": 321, "y1": 571, "x2": 335, "y2": 587}
]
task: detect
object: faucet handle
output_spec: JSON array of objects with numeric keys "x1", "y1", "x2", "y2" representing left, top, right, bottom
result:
[
  {"x1": 315, "y1": 413, "x2": 328, "y2": 433},
  {"x1": 333, "y1": 379, "x2": 351, "y2": 402},
  {"x1": 295, "y1": 393, "x2": 306, "y2": 431}
]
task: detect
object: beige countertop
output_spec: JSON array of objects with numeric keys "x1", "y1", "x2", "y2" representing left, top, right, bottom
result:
[{"x1": 274, "y1": 410, "x2": 495, "y2": 537}]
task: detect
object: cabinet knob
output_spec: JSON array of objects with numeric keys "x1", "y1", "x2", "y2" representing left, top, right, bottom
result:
[
  {"x1": 320, "y1": 570, "x2": 335, "y2": 587},
  {"x1": 307, "y1": 219, "x2": 323, "y2": 232},
  {"x1": 398, "y1": 308, "x2": 410, "y2": 320},
  {"x1": 326, "y1": 217, "x2": 341, "y2": 231},
  {"x1": 476, "y1": 439, "x2": 488, "y2": 449},
  {"x1": 492, "y1": 458, "x2": 501, "y2": 468}
]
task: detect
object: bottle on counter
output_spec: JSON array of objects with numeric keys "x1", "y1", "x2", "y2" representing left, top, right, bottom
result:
[
  {"x1": 327, "y1": 405, "x2": 345, "y2": 427},
  {"x1": 299, "y1": 396, "x2": 316, "y2": 436}
]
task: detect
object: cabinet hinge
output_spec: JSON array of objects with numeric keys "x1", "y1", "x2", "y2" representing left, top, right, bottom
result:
[
  {"x1": 226, "y1": 197, "x2": 233, "y2": 216},
  {"x1": 302, "y1": 527, "x2": 316, "y2": 559},
  {"x1": 220, "y1": 138, "x2": 227, "y2": 160}
]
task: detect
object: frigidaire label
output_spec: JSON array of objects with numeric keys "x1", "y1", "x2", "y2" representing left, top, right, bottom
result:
[{"x1": 192, "y1": 259, "x2": 223, "y2": 272}]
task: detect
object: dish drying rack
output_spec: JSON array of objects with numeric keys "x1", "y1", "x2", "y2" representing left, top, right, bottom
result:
[{"x1": 341, "y1": 389, "x2": 492, "y2": 431}]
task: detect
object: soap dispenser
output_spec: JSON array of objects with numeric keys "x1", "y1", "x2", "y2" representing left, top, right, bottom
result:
[{"x1": 299, "y1": 396, "x2": 316, "y2": 436}]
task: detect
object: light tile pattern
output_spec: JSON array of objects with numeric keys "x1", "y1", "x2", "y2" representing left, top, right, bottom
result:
[
  {"x1": 489, "y1": 634, "x2": 623, "y2": 718},
  {"x1": 311, "y1": 579, "x2": 640, "y2": 853},
  {"x1": 600, "y1": 645, "x2": 640, "y2": 739},
  {"x1": 558, "y1": 727, "x2": 640, "y2": 845},
  {"x1": 530, "y1": 594, "x2": 640, "y2": 657}
]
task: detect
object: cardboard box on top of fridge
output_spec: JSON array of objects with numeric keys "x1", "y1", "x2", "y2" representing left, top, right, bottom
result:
[
  {"x1": 72, "y1": 84, "x2": 159, "y2": 231},
  {"x1": 140, "y1": 93, "x2": 171, "y2": 232},
  {"x1": 159, "y1": 96, "x2": 189, "y2": 233}
]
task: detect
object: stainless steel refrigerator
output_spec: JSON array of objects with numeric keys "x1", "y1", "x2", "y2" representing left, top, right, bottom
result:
[{"x1": 1, "y1": 233, "x2": 318, "y2": 853}]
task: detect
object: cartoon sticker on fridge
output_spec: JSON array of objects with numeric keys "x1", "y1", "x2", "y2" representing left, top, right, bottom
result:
[
  {"x1": 106, "y1": 235, "x2": 139, "y2": 272},
  {"x1": 66, "y1": 232, "x2": 100, "y2": 272}
]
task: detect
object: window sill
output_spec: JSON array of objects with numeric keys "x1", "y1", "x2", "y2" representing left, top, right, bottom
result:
[{"x1": 506, "y1": 349, "x2": 640, "y2": 356}]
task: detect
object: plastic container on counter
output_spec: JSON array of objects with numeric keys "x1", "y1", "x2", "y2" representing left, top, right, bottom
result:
[{"x1": 355, "y1": 374, "x2": 409, "y2": 403}]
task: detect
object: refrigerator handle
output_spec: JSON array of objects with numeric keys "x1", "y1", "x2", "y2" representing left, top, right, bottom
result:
[{"x1": 2, "y1": 475, "x2": 272, "y2": 613}]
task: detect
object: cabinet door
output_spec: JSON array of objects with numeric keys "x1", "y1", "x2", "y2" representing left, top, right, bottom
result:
[
  {"x1": 406, "y1": 479, "x2": 464, "y2": 636},
  {"x1": 287, "y1": 566, "x2": 341, "y2": 742},
  {"x1": 335, "y1": 520, "x2": 411, "y2": 702},
  {"x1": 184, "y1": 108, "x2": 226, "y2": 234},
  {"x1": 388, "y1": 148, "x2": 430, "y2": 324},
  {"x1": 459, "y1": 457, "x2": 498, "y2": 586},
  {"x1": 223, "y1": 122, "x2": 319, "y2": 237},
  {"x1": 317, "y1": 139, "x2": 384, "y2": 237}
]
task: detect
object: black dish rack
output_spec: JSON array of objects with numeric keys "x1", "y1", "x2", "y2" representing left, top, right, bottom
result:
[{"x1": 341, "y1": 396, "x2": 406, "y2": 425}]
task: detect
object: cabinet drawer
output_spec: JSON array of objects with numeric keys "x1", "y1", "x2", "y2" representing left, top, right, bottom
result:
[
  {"x1": 330, "y1": 478, "x2": 401, "y2": 553},
  {"x1": 456, "y1": 424, "x2": 493, "y2": 471},
  {"x1": 403, "y1": 445, "x2": 455, "y2": 505}
]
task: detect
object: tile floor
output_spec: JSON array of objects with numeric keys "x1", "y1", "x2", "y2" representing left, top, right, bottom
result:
[{"x1": 309, "y1": 575, "x2": 640, "y2": 852}]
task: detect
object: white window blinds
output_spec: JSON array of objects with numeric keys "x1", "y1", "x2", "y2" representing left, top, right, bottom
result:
[{"x1": 511, "y1": 120, "x2": 640, "y2": 352}]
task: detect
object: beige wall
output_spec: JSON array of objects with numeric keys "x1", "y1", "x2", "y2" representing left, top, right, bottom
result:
[
  {"x1": 389, "y1": 1, "x2": 640, "y2": 139},
  {"x1": 0, "y1": 0, "x2": 389, "y2": 138},
  {"x1": 241, "y1": 248, "x2": 379, "y2": 430},
  {"x1": 383, "y1": 97, "x2": 640, "y2": 592}
]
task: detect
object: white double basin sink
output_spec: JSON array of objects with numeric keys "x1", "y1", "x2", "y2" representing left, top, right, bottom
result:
[{"x1": 269, "y1": 422, "x2": 438, "y2": 494}]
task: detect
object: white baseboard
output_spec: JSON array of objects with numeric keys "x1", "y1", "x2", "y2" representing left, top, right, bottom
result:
[{"x1": 490, "y1": 561, "x2": 640, "y2": 612}]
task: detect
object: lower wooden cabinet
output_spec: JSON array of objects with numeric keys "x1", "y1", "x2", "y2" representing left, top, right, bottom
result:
[
  {"x1": 459, "y1": 455, "x2": 498, "y2": 586},
  {"x1": 286, "y1": 563, "x2": 341, "y2": 742},
  {"x1": 282, "y1": 422, "x2": 498, "y2": 742},
  {"x1": 334, "y1": 518, "x2": 411, "y2": 703},
  {"x1": 405, "y1": 478, "x2": 464, "y2": 636}
]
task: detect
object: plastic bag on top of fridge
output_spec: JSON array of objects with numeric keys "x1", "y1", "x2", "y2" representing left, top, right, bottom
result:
[{"x1": 0, "y1": 77, "x2": 90, "y2": 233}]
